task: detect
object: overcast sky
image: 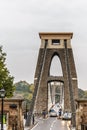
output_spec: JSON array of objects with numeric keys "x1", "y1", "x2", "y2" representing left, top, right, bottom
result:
[{"x1": 0, "y1": 0, "x2": 87, "y2": 90}]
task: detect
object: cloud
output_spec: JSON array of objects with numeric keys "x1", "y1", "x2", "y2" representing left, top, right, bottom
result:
[{"x1": 0, "y1": 0, "x2": 87, "y2": 89}]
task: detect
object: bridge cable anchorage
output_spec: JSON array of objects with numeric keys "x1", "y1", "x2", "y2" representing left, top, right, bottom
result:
[
  {"x1": 25, "y1": 40, "x2": 48, "y2": 126},
  {"x1": 64, "y1": 39, "x2": 76, "y2": 128}
]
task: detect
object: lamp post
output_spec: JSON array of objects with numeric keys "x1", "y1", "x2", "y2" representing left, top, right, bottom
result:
[{"x1": 0, "y1": 88, "x2": 5, "y2": 130}]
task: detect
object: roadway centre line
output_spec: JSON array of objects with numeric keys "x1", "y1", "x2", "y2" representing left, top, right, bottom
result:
[{"x1": 50, "y1": 118, "x2": 57, "y2": 130}]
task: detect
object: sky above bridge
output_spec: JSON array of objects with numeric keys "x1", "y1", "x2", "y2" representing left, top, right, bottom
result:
[{"x1": 0, "y1": 0, "x2": 87, "y2": 90}]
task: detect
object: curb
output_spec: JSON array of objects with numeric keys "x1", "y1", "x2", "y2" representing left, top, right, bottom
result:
[{"x1": 29, "y1": 122, "x2": 38, "y2": 130}]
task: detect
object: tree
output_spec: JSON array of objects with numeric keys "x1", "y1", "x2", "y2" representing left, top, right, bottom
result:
[
  {"x1": 29, "y1": 84, "x2": 34, "y2": 93},
  {"x1": 0, "y1": 46, "x2": 15, "y2": 97}
]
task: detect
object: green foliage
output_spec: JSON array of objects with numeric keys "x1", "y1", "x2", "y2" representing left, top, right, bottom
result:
[
  {"x1": 78, "y1": 88, "x2": 87, "y2": 99},
  {"x1": 0, "y1": 46, "x2": 15, "y2": 97},
  {"x1": 15, "y1": 81, "x2": 34, "y2": 110},
  {"x1": 15, "y1": 81, "x2": 29, "y2": 92},
  {"x1": 84, "y1": 91, "x2": 87, "y2": 98},
  {"x1": 23, "y1": 93, "x2": 33, "y2": 101},
  {"x1": 15, "y1": 81, "x2": 34, "y2": 93},
  {"x1": 78, "y1": 88, "x2": 84, "y2": 98},
  {"x1": 15, "y1": 80, "x2": 87, "y2": 111},
  {"x1": 29, "y1": 84, "x2": 35, "y2": 93}
]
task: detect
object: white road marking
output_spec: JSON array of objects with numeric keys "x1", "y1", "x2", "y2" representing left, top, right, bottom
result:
[
  {"x1": 31, "y1": 117, "x2": 49, "y2": 130},
  {"x1": 31, "y1": 123, "x2": 38, "y2": 130},
  {"x1": 50, "y1": 119, "x2": 57, "y2": 130}
]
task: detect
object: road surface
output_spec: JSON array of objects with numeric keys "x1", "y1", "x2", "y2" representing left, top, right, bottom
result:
[{"x1": 31, "y1": 117, "x2": 71, "y2": 130}]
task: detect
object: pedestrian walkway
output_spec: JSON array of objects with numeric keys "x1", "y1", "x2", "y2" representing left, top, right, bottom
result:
[{"x1": 24, "y1": 116, "x2": 42, "y2": 130}]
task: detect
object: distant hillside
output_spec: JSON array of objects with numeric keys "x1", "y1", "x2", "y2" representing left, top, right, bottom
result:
[
  {"x1": 15, "y1": 80, "x2": 34, "y2": 93},
  {"x1": 14, "y1": 81, "x2": 87, "y2": 110},
  {"x1": 15, "y1": 81, "x2": 30, "y2": 92},
  {"x1": 15, "y1": 81, "x2": 87, "y2": 100},
  {"x1": 14, "y1": 81, "x2": 87, "y2": 100},
  {"x1": 14, "y1": 81, "x2": 34, "y2": 110},
  {"x1": 78, "y1": 88, "x2": 87, "y2": 99}
]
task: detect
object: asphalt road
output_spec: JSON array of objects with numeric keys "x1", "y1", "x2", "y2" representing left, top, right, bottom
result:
[{"x1": 31, "y1": 117, "x2": 71, "y2": 130}]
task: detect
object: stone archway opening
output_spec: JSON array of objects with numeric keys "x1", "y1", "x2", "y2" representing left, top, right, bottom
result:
[
  {"x1": 50, "y1": 55, "x2": 63, "y2": 76},
  {"x1": 48, "y1": 54, "x2": 64, "y2": 111},
  {"x1": 48, "y1": 81, "x2": 64, "y2": 112}
]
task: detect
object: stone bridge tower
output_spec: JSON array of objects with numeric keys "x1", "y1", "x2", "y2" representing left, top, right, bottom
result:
[
  {"x1": 26, "y1": 32, "x2": 78, "y2": 127},
  {"x1": 33, "y1": 32, "x2": 78, "y2": 114}
]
